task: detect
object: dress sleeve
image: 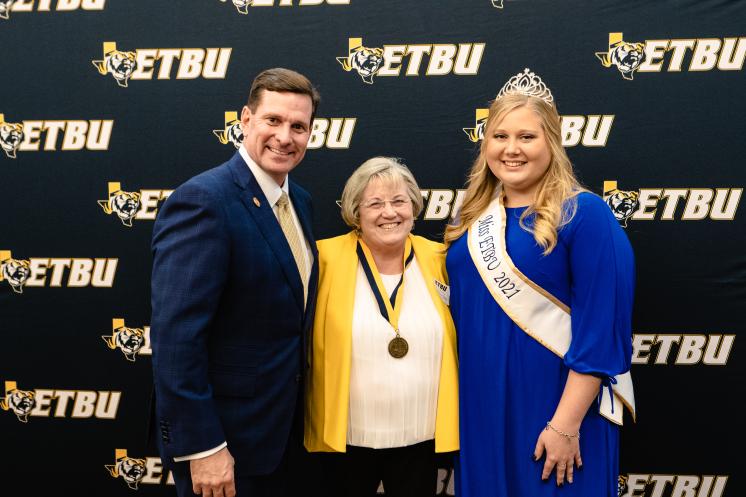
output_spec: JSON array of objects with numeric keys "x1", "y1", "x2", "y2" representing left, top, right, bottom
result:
[{"x1": 564, "y1": 193, "x2": 635, "y2": 378}]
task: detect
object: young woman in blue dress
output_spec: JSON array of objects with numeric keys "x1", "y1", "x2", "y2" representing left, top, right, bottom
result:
[{"x1": 444, "y1": 69, "x2": 636, "y2": 497}]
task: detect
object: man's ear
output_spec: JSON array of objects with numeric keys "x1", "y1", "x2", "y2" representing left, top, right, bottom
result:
[{"x1": 240, "y1": 106, "x2": 252, "y2": 131}]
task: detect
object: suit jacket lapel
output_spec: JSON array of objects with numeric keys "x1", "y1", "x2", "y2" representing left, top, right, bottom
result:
[
  {"x1": 229, "y1": 154, "x2": 305, "y2": 311},
  {"x1": 290, "y1": 181, "x2": 319, "y2": 326}
]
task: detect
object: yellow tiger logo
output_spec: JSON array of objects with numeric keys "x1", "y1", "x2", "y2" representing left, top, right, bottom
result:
[
  {"x1": 0, "y1": 114, "x2": 24, "y2": 159},
  {"x1": 463, "y1": 109, "x2": 489, "y2": 143},
  {"x1": 98, "y1": 183, "x2": 141, "y2": 227},
  {"x1": 1, "y1": 382, "x2": 36, "y2": 423},
  {"x1": 603, "y1": 181, "x2": 639, "y2": 227},
  {"x1": 596, "y1": 33, "x2": 646, "y2": 81},
  {"x1": 102, "y1": 325, "x2": 146, "y2": 362},
  {"x1": 1, "y1": 254, "x2": 31, "y2": 294},
  {"x1": 337, "y1": 38, "x2": 384, "y2": 84},
  {"x1": 92, "y1": 42, "x2": 138, "y2": 87},
  {"x1": 220, "y1": 0, "x2": 251, "y2": 14},
  {"x1": 618, "y1": 475, "x2": 628, "y2": 497},
  {"x1": 213, "y1": 111, "x2": 243, "y2": 149},
  {"x1": 105, "y1": 450, "x2": 147, "y2": 490}
]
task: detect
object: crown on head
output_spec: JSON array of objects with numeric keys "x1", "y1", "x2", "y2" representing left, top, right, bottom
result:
[{"x1": 496, "y1": 68, "x2": 554, "y2": 105}]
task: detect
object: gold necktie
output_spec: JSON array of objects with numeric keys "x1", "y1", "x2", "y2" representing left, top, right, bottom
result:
[{"x1": 276, "y1": 192, "x2": 308, "y2": 304}]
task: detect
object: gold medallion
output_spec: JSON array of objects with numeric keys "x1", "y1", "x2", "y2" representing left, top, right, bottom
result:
[{"x1": 388, "y1": 336, "x2": 409, "y2": 358}]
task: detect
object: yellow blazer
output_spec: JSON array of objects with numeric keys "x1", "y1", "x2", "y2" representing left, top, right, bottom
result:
[{"x1": 304, "y1": 231, "x2": 459, "y2": 453}]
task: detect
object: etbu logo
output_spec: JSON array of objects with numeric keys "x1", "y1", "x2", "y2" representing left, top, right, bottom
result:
[
  {"x1": 102, "y1": 318, "x2": 152, "y2": 362},
  {"x1": 597, "y1": 32, "x2": 746, "y2": 80},
  {"x1": 337, "y1": 37, "x2": 485, "y2": 84},
  {"x1": 0, "y1": 113, "x2": 113, "y2": 159},
  {"x1": 619, "y1": 474, "x2": 727, "y2": 497},
  {"x1": 0, "y1": 0, "x2": 104, "y2": 20},
  {"x1": 632, "y1": 333, "x2": 735, "y2": 365},
  {"x1": 1, "y1": 250, "x2": 118, "y2": 293},
  {"x1": 98, "y1": 182, "x2": 173, "y2": 227},
  {"x1": 106, "y1": 449, "x2": 175, "y2": 490},
  {"x1": 1, "y1": 380, "x2": 121, "y2": 422},
  {"x1": 603, "y1": 180, "x2": 741, "y2": 226},
  {"x1": 218, "y1": 0, "x2": 349, "y2": 15},
  {"x1": 92, "y1": 42, "x2": 232, "y2": 87},
  {"x1": 213, "y1": 111, "x2": 356, "y2": 150}
]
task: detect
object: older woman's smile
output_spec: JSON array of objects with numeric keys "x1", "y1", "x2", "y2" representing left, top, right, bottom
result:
[
  {"x1": 379, "y1": 222, "x2": 401, "y2": 230},
  {"x1": 358, "y1": 178, "x2": 414, "y2": 257}
]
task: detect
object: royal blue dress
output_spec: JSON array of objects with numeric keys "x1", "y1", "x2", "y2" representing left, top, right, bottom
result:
[{"x1": 446, "y1": 193, "x2": 634, "y2": 497}]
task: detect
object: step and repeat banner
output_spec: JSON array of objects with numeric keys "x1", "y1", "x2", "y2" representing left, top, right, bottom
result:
[{"x1": 1, "y1": 1, "x2": 744, "y2": 495}]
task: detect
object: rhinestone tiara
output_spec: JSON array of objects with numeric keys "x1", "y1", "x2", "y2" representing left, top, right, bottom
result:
[{"x1": 496, "y1": 68, "x2": 554, "y2": 105}]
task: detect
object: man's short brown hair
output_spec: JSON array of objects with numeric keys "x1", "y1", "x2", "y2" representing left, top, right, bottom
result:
[{"x1": 247, "y1": 68, "x2": 320, "y2": 120}]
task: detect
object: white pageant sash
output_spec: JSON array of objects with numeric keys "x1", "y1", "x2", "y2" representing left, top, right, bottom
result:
[{"x1": 467, "y1": 194, "x2": 635, "y2": 425}]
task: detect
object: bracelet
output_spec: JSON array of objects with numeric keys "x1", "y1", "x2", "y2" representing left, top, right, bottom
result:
[{"x1": 545, "y1": 421, "x2": 580, "y2": 441}]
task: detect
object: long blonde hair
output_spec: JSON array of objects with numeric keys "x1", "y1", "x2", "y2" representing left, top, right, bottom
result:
[{"x1": 444, "y1": 93, "x2": 584, "y2": 254}]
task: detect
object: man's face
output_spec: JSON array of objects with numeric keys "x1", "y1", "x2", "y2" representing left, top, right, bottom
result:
[{"x1": 241, "y1": 90, "x2": 313, "y2": 186}]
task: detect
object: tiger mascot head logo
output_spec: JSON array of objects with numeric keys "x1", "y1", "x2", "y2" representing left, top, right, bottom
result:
[
  {"x1": 463, "y1": 109, "x2": 489, "y2": 143},
  {"x1": 0, "y1": 115, "x2": 24, "y2": 159},
  {"x1": 337, "y1": 38, "x2": 384, "y2": 84},
  {"x1": 213, "y1": 111, "x2": 243, "y2": 149},
  {"x1": 1, "y1": 383, "x2": 36, "y2": 423},
  {"x1": 92, "y1": 42, "x2": 138, "y2": 88},
  {"x1": 603, "y1": 181, "x2": 639, "y2": 227},
  {"x1": 102, "y1": 324, "x2": 146, "y2": 362},
  {"x1": 618, "y1": 475, "x2": 629, "y2": 497},
  {"x1": 105, "y1": 450, "x2": 147, "y2": 490},
  {"x1": 220, "y1": 0, "x2": 251, "y2": 15},
  {"x1": 0, "y1": 0, "x2": 15, "y2": 20},
  {"x1": 1, "y1": 254, "x2": 31, "y2": 294},
  {"x1": 596, "y1": 33, "x2": 646, "y2": 80},
  {"x1": 98, "y1": 183, "x2": 141, "y2": 227}
]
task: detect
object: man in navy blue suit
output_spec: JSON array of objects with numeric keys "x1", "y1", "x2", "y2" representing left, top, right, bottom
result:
[{"x1": 151, "y1": 68, "x2": 320, "y2": 497}]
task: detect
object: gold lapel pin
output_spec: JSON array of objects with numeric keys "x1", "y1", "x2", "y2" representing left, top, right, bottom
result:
[{"x1": 252, "y1": 197, "x2": 261, "y2": 208}]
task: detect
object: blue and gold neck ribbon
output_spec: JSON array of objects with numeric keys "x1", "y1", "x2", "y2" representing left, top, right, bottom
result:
[{"x1": 356, "y1": 237, "x2": 414, "y2": 333}]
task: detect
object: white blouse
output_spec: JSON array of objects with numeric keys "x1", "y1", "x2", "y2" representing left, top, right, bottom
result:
[{"x1": 347, "y1": 256, "x2": 444, "y2": 449}]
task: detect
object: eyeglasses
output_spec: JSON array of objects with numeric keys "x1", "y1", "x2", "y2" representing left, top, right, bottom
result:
[{"x1": 361, "y1": 198, "x2": 411, "y2": 211}]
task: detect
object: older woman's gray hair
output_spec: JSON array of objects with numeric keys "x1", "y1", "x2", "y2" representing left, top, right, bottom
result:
[{"x1": 340, "y1": 156, "x2": 424, "y2": 230}]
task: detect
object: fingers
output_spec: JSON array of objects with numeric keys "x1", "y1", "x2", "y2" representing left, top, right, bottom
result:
[
  {"x1": 547, "y1": 459, "x2": 573, "y2": 486},
  {"x1": 575, "y1": 452, "x2": 583, "y2": 470},
  {"x1": 192, "y1": 475, "x2": 234, "y2": 497},
  {"x1": 533, "y1": 437, "x2": 545, "y2": 462},
  {"x1": 193, "y1": 481, "x2": 231, "y2": 497},
  {"x1": 539, "y1": 454, "x2": 577, "y2": 485},
  {"x1": 189, "y1": 448, "x2": 235, "y2": 497},
  {"x1": 195, "y1": 484, "x2": 213, "y2": 497},
  {"x1": 556, "y1": 462, "x2": 566, "y2": 486},
  {"x1": 541, "y1": 456, "x2": 554, "y2": 481},
  {"x1": 225, "y1": 480, "x2": 237, "y2": 497},
  {"x1": 565, "y1": 461, "x2": 575, "y2": 485}
]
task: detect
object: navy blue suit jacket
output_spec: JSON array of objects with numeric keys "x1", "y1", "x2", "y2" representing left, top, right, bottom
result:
[{"x1": 150, "y1": 152, "x2": 318, "y2": 475}]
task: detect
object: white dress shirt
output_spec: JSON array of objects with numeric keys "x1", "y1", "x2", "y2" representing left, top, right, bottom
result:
[{"x1": 346, "y1": 257, "x2": 444, "y2": 449}]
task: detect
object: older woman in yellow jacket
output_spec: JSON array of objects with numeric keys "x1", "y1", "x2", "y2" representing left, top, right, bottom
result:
[{"x1": 305, "y1": 157, "x2": 458, "y2": 497}]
